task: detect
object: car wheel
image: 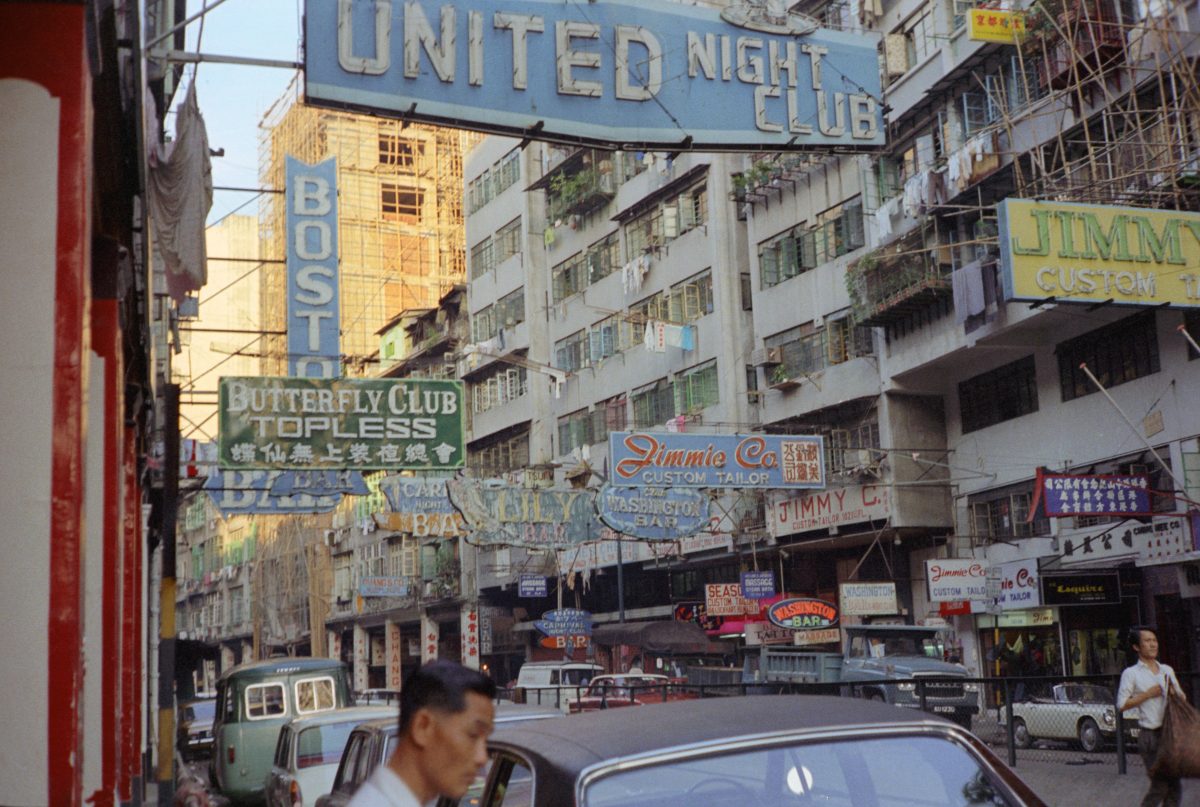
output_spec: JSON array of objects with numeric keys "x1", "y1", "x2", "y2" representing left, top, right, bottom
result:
[
  {"x1": 1012, "y1": 718, "x2": 1032, "y2": 749},
  {"x1": 1078, "y1": 717, "x2": 1102, "y2": 753},
  {"x1": 867, "y1": 691, "x2": 886, "y2": 703}
]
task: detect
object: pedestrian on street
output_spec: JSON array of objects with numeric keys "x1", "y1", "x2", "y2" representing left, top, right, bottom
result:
[
  {"x1": 1118, "y1": 627, "x2": 1188, "y2": 807},
  {"x1": 348, "y1": 661, "x2": 497, "y2": 807}
]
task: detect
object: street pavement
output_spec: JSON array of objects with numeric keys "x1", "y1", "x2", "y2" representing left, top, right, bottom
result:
[{"x1": 1011, "y1": 754, "x2": 1200, "y2": 806}]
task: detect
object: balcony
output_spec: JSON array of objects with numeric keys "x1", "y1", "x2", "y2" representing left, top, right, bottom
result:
[
  {"x1": 848, "y1": 250, "x2": 951, "y2": 327},
  {"x1": 532, "y1": 148, "x2": 617, "y2": 224},
  {"x1": 1035, "y1": 0, "x2": 1124, "y2": 90}
]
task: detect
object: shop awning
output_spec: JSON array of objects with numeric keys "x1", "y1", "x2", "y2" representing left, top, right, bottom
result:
[{"x1": 590, "y1": 620, "x2": 723, "y2": 654}]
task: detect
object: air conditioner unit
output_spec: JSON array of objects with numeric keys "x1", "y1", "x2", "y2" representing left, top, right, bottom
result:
[
  {"x1": 324, "y1": 530, "x2": 338, "y2": 548},
  {"x1": 752, "y1": 347, "x2": 783, "y2": 367},
  {"x1": 883, "y1": 34, "x2": 909, "y2": 78}
]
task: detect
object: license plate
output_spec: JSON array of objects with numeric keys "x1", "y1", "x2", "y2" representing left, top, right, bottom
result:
[{"x1": 933, "y1": 706, "x2": 955, "y2": 713}]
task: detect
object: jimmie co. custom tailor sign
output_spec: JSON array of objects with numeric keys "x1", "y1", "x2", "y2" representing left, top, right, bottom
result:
[
  {"x1": 305, "y1": 0, "x2": 885, "y2": 151},
  {"x1": 596, "y1": 484, "x2": 710, "y2": 539},
  {"x1": 995, "y1": 558, "x2": 1041, "y2": 610},
  {"x1": 610, "y1": 431, "x2": 825, "y2": 489},
  {"x1": 925, "y1": 559, "x2": 988, "y2": 602},
  {"x1": 218, "y1": 376, "x2": 464, "y2": 470}
]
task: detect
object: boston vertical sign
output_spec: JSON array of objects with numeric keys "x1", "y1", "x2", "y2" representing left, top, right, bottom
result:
[{"x1": 287, "y1": 156, "x2": 340, "y2": 378}]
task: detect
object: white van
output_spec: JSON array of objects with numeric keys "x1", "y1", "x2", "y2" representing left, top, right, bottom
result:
[{"x1": 513, "y1": 661, "x2": 603, "y2": 711}]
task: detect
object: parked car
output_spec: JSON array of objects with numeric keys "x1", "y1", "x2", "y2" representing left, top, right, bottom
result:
[
  {"x1": 1000, "y1": 682, "x2": 1139, "y2": 752},
  {"x1": 512, "y1": 661, "x2": 602, "y2": 711},
  {"x1": 265, "y1": 706, "x2": 396, "y2": 807},
  {"x1": 177, "y1": 694, "x2": 216, "y2": 761},
  {"x1": 316, "y1": 702, "x2": 561, "y2": 807},
  {"x1": 436, "y1": 695, "x2": 1048, "y2": 807},
  {"x1": 567, "y1": 674, "x2": 697, "y2": 713},
  {"x1": 211, "y1": 657, "x2": 352, "y2": 806}
]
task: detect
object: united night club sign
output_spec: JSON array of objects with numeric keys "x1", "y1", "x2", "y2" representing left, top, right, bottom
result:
[{"x1": 304, "y1": 0, "x2": 885, "y2": 151}]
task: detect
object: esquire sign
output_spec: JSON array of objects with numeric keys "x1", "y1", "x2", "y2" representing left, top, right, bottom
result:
[{"x1": 305, "y1": 0, "x2": 884, "y2": 150}]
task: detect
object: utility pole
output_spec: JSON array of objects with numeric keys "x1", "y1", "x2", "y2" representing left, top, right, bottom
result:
[{"x1": 156, "y1": 384, "x2": 180, "y2": 801}]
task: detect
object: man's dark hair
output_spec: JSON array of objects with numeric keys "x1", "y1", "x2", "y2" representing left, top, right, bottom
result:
[
  {"x1": 1128, "y1": 626, "x2": 1156, "y2": 649},
  {"x1": 398, "y1": 661, "x2": 496, "y2": 735}
]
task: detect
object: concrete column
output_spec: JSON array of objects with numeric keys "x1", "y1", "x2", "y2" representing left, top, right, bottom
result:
[{"x1": 327, "y1": 630, "x2": 340, "y2": 660}]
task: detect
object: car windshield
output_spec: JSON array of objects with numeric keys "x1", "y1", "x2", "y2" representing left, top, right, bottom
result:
[
  {"x1": 1060, "y1": 685, "x2": 1112, "y2": 704},
  {"x1": 296, "y1": 721, "x2": 360, "y2": 770},
  {"x1": 850, "y1": 634, "x2": 942, "y2": 659},
  {"x1": 584, "y1": 735, "x2": 1016, "y2": 807},
  {"x1": 185, "y1": 701, "x2": 215, "y2": 722}
]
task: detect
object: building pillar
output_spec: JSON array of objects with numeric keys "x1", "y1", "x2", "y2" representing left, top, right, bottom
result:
[
  {"x1": 328, "y1": 630, "x2": 341, "y2": 660},
  {"x1": 421, "y1": 614, "x2": 439, "y2": 664},
  {"x1": 353, "y1": 625, "x2": 369, "y2": 693}
]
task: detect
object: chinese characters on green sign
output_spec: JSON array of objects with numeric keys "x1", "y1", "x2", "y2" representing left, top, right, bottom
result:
[{"x1": 218, "y1": 376, "x2": 464, "y2": 470}]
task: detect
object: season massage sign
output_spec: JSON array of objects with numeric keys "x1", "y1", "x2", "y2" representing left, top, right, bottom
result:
[{"x1": 998, "y1": 198, "x2": 1200, "y2": 308}]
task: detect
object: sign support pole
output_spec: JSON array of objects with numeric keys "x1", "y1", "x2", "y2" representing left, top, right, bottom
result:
[{"x1": 1078, "y1": 363, "x2": 1188, "y2": 493}]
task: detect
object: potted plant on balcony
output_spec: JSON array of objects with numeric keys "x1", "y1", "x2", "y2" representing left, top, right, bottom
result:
[{"x1": 769, "y1": 364, "x2": 801, "y2": 391}]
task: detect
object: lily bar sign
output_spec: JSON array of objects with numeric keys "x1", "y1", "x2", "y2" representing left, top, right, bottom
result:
[
  {"x1": 304, "y1": 0, "x2": 884, "y2": 150},
  {"x1": 218, "y1": 376, "x2": 464, "y2": 470},
  {"x1": 998, "y1": 199, "x2": 1200, "y2": 308}
]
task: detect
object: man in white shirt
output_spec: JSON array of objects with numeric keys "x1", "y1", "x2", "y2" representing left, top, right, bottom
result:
[
  {"x1": 348, "y1": 661, "x2": 496, "y2": 807},
  {"x1": 1117, "y1": 627, "x2": 1187, "y2": 807}
]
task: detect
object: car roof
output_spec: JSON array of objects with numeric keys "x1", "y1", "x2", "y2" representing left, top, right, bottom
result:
[
  {"x1": 343, "y1": 702, "x2": 562, "y2": 734},
  {"x1": 284, "y1": 705, "x2": 396, "y2": 729},
  {"x1": 217, "y1": 657, "x2": 347, "y2": 681},
  {"x1": 519, "y1": 661, "x2": 602, "y2": 669},
  {"x1": 487, "y1": 695, "x2": 953, "y2": 785}
]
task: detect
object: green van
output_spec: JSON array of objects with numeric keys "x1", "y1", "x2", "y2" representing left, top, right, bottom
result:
[{"x1": 211, "y1": 658, "x2": 352, "y2": 806}]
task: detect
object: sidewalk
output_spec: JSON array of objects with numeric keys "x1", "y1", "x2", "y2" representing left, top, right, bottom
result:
[{"x1": 1011, "y1": 756, "x2": 1200, "y2": 806}]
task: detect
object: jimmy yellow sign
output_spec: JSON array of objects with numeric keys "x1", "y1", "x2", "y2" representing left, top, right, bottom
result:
[
  {"x1": 998, "y1": 199, "x2": 1200, "y2": 308},
  {"x1": 967, "y1": 9, "x2": 1026, "y2": 43}
]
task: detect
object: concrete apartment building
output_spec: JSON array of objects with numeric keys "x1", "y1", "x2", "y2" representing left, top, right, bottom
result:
[{"x1": 461, "y1": 0, "x2": 1200, "y2": 680}]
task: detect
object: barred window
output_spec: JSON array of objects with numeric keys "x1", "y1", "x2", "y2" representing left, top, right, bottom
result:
[
  {"x1": 470, "y1": 236, "x2": 495, "y2": 279},
  {"x1": 675, "y1": 360, "x2": 719, "y2": 414},
  {"x1": 632, "y1": 379, "x2": 675, "y2": 428},
  {"x1": 969, "y1": 483, "x2": 1049, "y2": 541},
  {"x1": 558, "y1": 409, "x2": 594, "y2": 455},
  {"x1": 1057, "y1": 312, "x2": 1159, "y2": 402},
  {"x1": 585, "y1": 231, "x2": 621, "y2": 283},
  {"x1": 495, "y1": 218, "x2": 522, "y2": 264},
  {"x1": 552, "y1": 253, "x2": 587, "y2": 301},
  {"x1": 467, "y1": 148, "x2": 521, "y2": 213},
  {"x1": 497, "y1": 287, "x2": 525, "y2": 328},
  {"x1": 472, "y1": 366, "x2": 527, "y2": 413},
  {"x1": 669, "y1": 270, "x2": 715, "y2": 323},
  {"x1": 596, "y1": 395, "x2": 627, "y2": 442},
  {"x1": 554, "y1": 330, "x2": 589, "y2": 372},
  {"x1": 759, "y1": 199, "x2": 863, "y2": 289},
  {"x1": 469, "y1": 431, "x2": 530, "y2": 475},
  {"x1": 381, "y1": 183, "x2": 424, "y2": 224},
  {"x1": 624, "y1": 180, "x2": 707, "y2": 261},
  {"x1": 587, "y1": 318, "x2": 620, "y2": 363},
  {"x1": 958, "y1": 355, "x2": 1038, "y2": 434}
]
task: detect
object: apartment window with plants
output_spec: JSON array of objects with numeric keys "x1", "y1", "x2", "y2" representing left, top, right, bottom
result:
[
  {"x1": 1058, "y1": 312, "x2": 1159, "y2": 401},
  {"x1": 970, "y1": 482, "x2": 1049, "y2": 541},
  {"x1": 766, "y1": 315, "x2": 872, "y2": 381},
  {"x1": 632, "y1": 378, "x2": 675, "y2": 427},
  {"x1": 675, "y1": 360, "x2": 719, "y2": 414},
  {"x1": 669, "y1": 270, "x2": 715, "y2": 323},
  {"x1": 558, "y1": 409, "x2": 595, "y2": 455},
  {"x1": 554, "y1": 330, "x2": 589, "y2": 372},
  {"x1": 958, "y1": 355, "x2": 1038, "y2": 433}
]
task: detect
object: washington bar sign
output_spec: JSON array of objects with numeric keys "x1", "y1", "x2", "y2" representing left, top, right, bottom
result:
[
  {"x1": 304, "y1": 0, "x2": 885, "y2": 151},
  {"x1": 218, "y1": 376, "x2": 464, "y2": 470}
]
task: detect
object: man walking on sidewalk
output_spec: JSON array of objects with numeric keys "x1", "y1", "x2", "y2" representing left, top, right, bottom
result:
[{"x1": 1118, "y1": 627, "x2": 1187, "y2": 807}]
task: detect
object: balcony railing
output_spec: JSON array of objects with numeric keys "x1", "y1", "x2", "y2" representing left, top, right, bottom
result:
[
  {"x1": 547, "y1": 167, "x2": 616, "y2": 222},
  {"x1": 848, "y1": 255, "x2": 952, "y2": 327}
]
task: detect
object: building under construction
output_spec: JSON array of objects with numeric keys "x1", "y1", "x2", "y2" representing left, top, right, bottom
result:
[{"x1": 258, "y1": 78, "x2": 478, "y2": 377}]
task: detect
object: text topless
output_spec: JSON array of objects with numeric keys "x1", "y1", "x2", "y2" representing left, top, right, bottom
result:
[
  {"x1": 218, "y1": 376, "x2": 464, "y2": 470},
  {"x1": 305, "y1": 0, "x2": 885, "y2": 150}
]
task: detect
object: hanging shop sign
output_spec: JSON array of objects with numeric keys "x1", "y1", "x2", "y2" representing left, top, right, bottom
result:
[
  {"x1": 461, "y1": 606, "x2": 481, "y2": 669},
  {"x1": 304, "y1": 0, "x2": 885, "y2": 152},
  {"x1": 997, "y1": 199, "x2": 1200, "y2": 309},
  {"x1": 556, "y1": 530, "x2": 733, "y2": 576},
  {"x1": 741, "y1": 570, "x2": 776, "y2": 599},
  {"x1": 1139, "y1": 514, "x2": 1200, "y2": 566},
  {"x1": 769, "y1": 484, "x2": 889, "y2": 537},
  {"x1": 793, "y1": 627, "x2": 841, "y2": 646},
  {"x1": 1056, "y1": 518, "x2": 1146, "y2": 567},
  {"x1": 269, "y1": 469, "x2": 369, "y2": 496},
  {"x1": 358, "y1": 576, "x2": 409, "y2": 598},
  {"x1": 995, "y1": 558, "x2": 1041, "y2": 610},
  {"x1": 596, "y1": 485, "x2": 710, "y2": 540},
  {"x1": 204, "y1": 469, "x2": 342, "y2": 515},
  {"x1": 1041, "y1": 571, "x2": 1121, "y2": 606},
  {"x1": 839, "y1": 581, "x2": 898, "y2": 616},
  {"x1": 534, "y1": 608, "x2": 593, "y2": 637},
  {"x1": 1032, "y1": 469, "x2": 1152, "y2": 518},
  {"x1": 286, "y1": 156, "x2": 341, "y2": 378},
  {"x1": 446, "y1": 478, "x2": 603, "y2": 548},
  {"x1": 375, "y1": 474, "x2": 467, "y2": 537},
  {"x1": 705, "y1": 582, "x2": 758, "y2": 616},
  {"x1": 218, "y1": 376, "x2": 464, "y2": 470},
  {"x1": 518, "y1": 574, "x2": 547, "y2": 598},
  {"x1": 767, "y1": 597, "x2": 839, "y2": 630},
  {"x1": 674, "y1": 600, "x2": 725, "y2": 632},
  {"x1": 967, "y1": 9, "x2": 1026, "y2": 43},
  {"x1": 925, "y1": 559, "x2": 988, "y2": 603},
  {"x1": 745, "y1": 622, "x2": 795, "y2": 646},
  {"x1": 421, "y1": 613, "x2": 439, "y2": 663},
  {"x1": 610, "y1": 431, "x2": 825, "y2": 489}
]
